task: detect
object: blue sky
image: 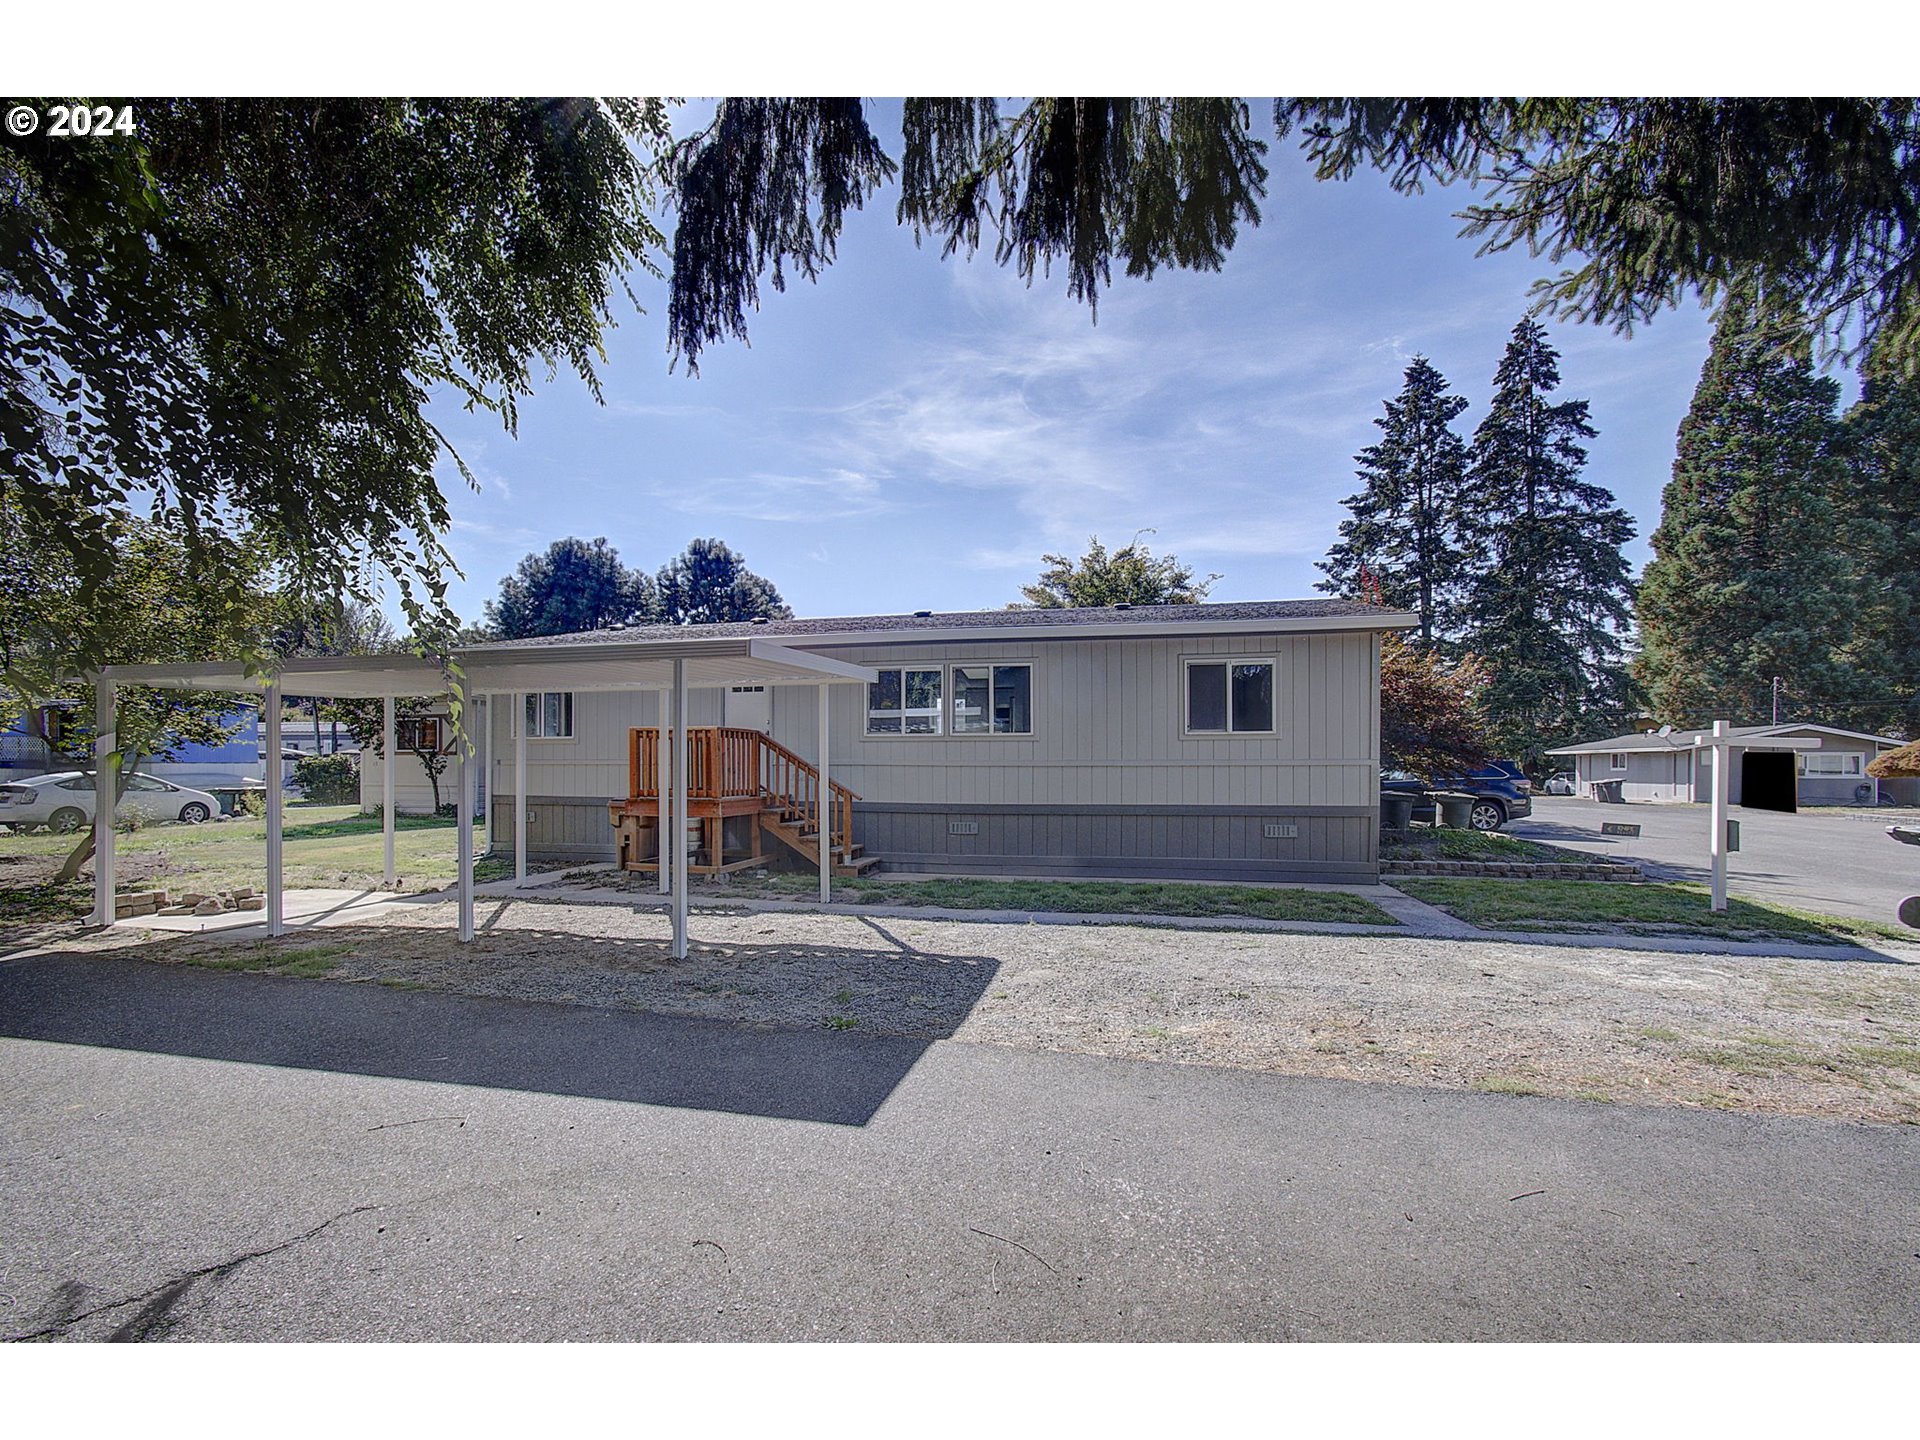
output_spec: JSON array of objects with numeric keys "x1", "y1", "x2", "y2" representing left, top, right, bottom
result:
[{"x1": 420, "y1": 100, "x2": 1834, "y2": 629}]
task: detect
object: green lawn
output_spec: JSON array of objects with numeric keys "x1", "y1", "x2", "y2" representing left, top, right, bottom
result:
[
  {"x1": 1393, "y1": 877, "x2": 1912, "y2": 944},
  {"x1": 684, "y1": 871, "x2": 1401, "y2": 926},
  {"x1": 0, "y1": 804, "x2": 489, "y2": 925}
]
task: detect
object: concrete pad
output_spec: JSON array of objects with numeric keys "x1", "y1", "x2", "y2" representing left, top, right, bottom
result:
[{"x1": 117, "y1": 888, "x2": 418, "y2": 938}]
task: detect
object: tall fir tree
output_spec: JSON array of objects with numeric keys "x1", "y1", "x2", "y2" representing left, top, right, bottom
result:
[
  {"x1": 1636, "y1": 291, "x2": 1861, "y2": 726},
  {"x1": 1838, "y1": 343, "x2": 1920, "y2": 737},
  {"x1": 1459, "y1": 319, "x2": 1637, "y2": 766},
  {"x1": 1318, "y1": 356, "x2": 1471, "y2": 648}
]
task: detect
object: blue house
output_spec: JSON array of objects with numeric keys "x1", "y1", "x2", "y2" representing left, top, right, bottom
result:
[{"x1": 1, "y1": 702, "x2": 275, "y2": 788}]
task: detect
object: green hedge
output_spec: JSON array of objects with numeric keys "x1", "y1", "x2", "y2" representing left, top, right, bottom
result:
[{"x1": 293, "y1": 751, "x2": 360, "y2": 805}]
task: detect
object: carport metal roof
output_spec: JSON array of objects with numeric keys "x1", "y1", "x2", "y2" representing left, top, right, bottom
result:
[
  {"x1": 90, "y1": 635, "x2": 875, "y2": 963},
  {"x1": 98, "y1": 636, "x2": 875, "y2": 697}
]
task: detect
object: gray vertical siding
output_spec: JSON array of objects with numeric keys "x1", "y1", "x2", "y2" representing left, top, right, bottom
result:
[{"x1": 477, "y1": 628, "x2": 1385, "y2": 879}]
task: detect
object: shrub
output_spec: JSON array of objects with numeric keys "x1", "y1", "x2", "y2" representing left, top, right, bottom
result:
[
  {"x1": 237, "y1": 789, "x2": 269, "y2": 818},
  {"x1": 293, "y1": 751, "x2": 360, "y2": 805}
]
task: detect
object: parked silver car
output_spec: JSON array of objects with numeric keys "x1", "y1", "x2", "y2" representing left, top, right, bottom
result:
[
  {"x1": 0, "y1": 771, "x2": 222, "y2": 832},
  {"x1": 1542, "y1": 770, "x2": 1576, "y2": 796}
]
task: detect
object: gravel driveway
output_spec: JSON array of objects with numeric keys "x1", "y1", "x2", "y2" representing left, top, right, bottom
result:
[{"x1": 97, "y1": 892, "x2": 1920, "y2": 1126}]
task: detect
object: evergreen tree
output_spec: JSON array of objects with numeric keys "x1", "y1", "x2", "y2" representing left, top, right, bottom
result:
[
  {"x1": 1016, "y1": 532, "x2": 1218, "y2": 608},
  {"x1": 1318, "y1": 356, "x2": 1471, "y2": 648},
  {"x1": 1459, "y1": 319, "x2": 1637, "y2": 766},
  {"x1": 1636, "y1": 291, "x2": 1860, "y2": 726},
  {"x1": 1838, "y1": 344, "x2": 1920, "y2": 736},
  {"x1": 484, "y1": 538, "x2": 656, "y2": 640},
  {"x1": 655, "y1": 539, "x2": 792, "y2": 625}
]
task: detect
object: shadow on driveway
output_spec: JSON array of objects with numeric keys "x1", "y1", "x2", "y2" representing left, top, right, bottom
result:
[{"x1": 0, "y1": 943, "x2": 999, "y2": 1126}]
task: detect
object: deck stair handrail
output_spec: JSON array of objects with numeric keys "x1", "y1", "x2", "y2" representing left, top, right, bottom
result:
[{"x1": 627, "y1": 726, "x2": 856, "y2": 858}]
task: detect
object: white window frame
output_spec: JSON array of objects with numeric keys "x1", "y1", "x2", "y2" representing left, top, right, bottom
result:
[
  {"x1": 396, "y1": 715, "x2": 452, "y2": 755},
  {"x1": 1181, "y1": 656, "x2": 1279, "y2": 738},
  {"x1": 1608, "y1": 752, "x2": 1628, "y2": 771},
  {"x1": 513, "y1": 691, "x2": 575, "y2": 741},
  {"x1": 1799, "y1": 751, "x2": 1863, "y2": 776},
  {"x1": 948, "y1": 662, "x2": 1034, "y2": 738},
  {"x1": 863, "y1": 667, "x2": 945, "y2": 737}
]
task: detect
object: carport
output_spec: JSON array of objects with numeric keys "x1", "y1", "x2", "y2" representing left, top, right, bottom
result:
[{"x1": 93, "y1": 638, "x2": 874, "y2": 959}]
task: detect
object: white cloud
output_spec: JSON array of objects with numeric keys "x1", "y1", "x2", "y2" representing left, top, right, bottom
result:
[{"x1": 653, "y1": 469, "x2": 897, "y2": 524}]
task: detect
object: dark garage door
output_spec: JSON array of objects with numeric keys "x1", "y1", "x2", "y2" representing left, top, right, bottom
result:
[{"x1": 1741, "y1": 750, "x2": 1797, "y2": 813}]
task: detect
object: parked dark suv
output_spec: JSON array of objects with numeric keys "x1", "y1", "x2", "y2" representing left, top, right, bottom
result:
[{"x1": 1381, "y1": 761, "x2": 1534, "y2": 831}]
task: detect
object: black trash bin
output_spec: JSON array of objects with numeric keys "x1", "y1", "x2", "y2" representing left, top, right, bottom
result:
[{"x1": 1593, "y1": 779, "x2": 1625, "y2": 804}]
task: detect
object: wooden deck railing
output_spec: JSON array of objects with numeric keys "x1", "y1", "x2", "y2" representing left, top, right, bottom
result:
[{"x1": 627, "y1": 726, "x2": 856, "y2": 855}]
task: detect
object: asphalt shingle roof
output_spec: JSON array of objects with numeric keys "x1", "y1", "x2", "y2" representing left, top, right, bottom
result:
[{"x1": 462, "y1": 599, "x2": 1405, "y2": 650}]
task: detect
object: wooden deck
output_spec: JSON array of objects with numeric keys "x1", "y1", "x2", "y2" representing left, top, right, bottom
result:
[{"x1": 607, "y1": 726, "x2": 876, "y2": 877}]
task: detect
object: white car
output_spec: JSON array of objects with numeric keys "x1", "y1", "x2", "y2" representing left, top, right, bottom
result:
[
  {"x1": 1542, "y1": 771, "x2": 1576, "y2": 796},
  {"x1": 0, "y1": 771, "x2": 222, "y2": 832}
]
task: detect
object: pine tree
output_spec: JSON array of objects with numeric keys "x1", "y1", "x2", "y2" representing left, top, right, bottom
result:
[
  {"x1": 1458, "y1": 319, "x2": 1637, "y2": 766},
  {"x1": 1636, "y1": 291, "x2": 1860, "y2": 726},
  {"x1": 1838, "y1": 344, "x2": 1920, "y2": 736},
  {"x1": 1318, "y1": 357, "x2": 1471, "y2": 648},
  {"x1": 484, "y1": 538, "x2": 657, "y2": 640},
  {"x1": 655, "y1": 539, "x2": 792, "y2": 625}
]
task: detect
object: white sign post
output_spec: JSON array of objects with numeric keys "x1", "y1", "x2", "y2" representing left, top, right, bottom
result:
[{"x1": 1691, "y1": 723, "x2": 1822, "y2": 912}]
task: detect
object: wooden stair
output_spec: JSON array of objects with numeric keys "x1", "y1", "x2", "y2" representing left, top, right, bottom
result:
[
  {"x1": 758, "y1": 808, "x2": 882, "y2": 876},
  {"x1": 612, "y1": 726, "x2": 879, "y2": 878}
]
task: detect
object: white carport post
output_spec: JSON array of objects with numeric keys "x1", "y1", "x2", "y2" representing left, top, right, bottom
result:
[
  {"x1": 455, "y1": 709, "x2": 475, "y2": 943},
  {"x1": 817, "y1": 683, "x2": 831, "y2": 904},
  {"x1": 670, "y1": 659, "x2": 690, "y2": 960},
  {"x1": 479, "y1": 694, "x2": 493, "y2": 857},
  {"x1": 381, "y1": 695, "x2": 396, "y2": 886},
  {"x1": 91, "y1": 677, "x2": 116, "y2": 928},
  {"x1": 1707, "y1": 721, "x2": 1730, "y2": 912},
  {"x1": 656, "y1": 690, "x2": 670, "y2": 896},
  {"x1": 265, "y1": 679, "x2": 285, "y2": 937},
  {"x1": 513, "y1": 692, "x2": 528, "y2": 886}
]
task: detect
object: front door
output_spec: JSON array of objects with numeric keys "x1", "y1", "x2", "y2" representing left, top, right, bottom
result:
[{"x1": 725, "y1": 685, "x2": 772, "y2": 735}]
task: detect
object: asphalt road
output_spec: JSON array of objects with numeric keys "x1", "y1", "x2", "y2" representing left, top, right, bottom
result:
[
  {"x1": 2, "y1": 953, "x2": 1916, "y2": 1341},
  {"x1": 1511, "y1": 795, "x2": 1920, "y2": 926}
]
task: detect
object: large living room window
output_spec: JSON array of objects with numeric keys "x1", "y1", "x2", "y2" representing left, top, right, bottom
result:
[
  {"x1": 1184, "y1": 660, "x2": 1275, "y2": 734},
  {"x1": 952, "y1": 664, "x2": 1032, "y2": 735},
  {"x1": 867, "y1": 667, "x2": 943, "y2": 735}
]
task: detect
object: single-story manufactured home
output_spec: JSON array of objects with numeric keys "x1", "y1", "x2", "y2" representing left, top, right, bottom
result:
[
  {"x1": 1547, "y1": 724, "x2": 1907, "y2": 811},
  {"x1": 361, "y1": 599, "x2": 1413, "y2": 885}
]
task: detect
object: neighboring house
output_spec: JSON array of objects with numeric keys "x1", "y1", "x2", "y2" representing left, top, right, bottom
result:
[
  {"x1": 355, "y1": 706, "x2": 474, "y2": 815},
  {"x1": 356, "y1": 600, "x2": 1413, "y2": 883},
  {"x1": 2, "y1": 701, "x2": 280, "y2": 789},
  {"x1": 1547, "y1": 724, "x2": 1905, "y2": 811},
  {"x1": 0, "y1": 702, "x2": 74, "y2": 781}
]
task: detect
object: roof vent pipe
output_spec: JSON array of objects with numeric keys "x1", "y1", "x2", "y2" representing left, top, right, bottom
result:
[
  {"x1": 1113, "y1": 602, "x2": 1133, "y2": 610},
  {"x1": 913, "y1": 610, "x2": 932, "y2": 618},
  {"x1": 749, "y1": 616, "x2": 770, "y2": 625}
]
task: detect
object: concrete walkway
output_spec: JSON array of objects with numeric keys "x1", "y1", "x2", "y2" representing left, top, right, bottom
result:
[
  {"x1": 2, "y1": 952, "x2": 1913, "y2": 1341},
  {"x1": 86, "y1": 870, "x2": 1920, "y2": 966}
]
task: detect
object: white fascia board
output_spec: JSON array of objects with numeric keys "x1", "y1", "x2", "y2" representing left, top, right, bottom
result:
[
  {"x1": 773, "y1": 612, "x2": 1421, "y2": 650},
  {"x1": 1751, "y1": 723, "x2": 1902, "y2": 747},
  {"x1": 745, "y1": 640, "x2": 874, "y2": 683},
  {"x1": 456, "y1": 637, "x2": 874, "y2": 694},
  {"x1": 1691, "y1": 733, "x2": 1824, "y2": 750}
]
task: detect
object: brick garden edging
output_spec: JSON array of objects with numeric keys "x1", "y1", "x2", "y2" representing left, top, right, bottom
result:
[{"x1": 1380, "y1": 860, "x2": 1642, "y2": 882}]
